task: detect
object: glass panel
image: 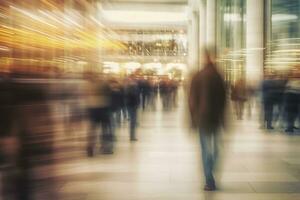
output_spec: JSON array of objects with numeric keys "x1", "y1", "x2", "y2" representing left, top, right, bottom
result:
[
  {"x1": 265, "y1": 0, "x2": 300, "y2": 75},
  {"x1": 216, "y1": 0, "x2": 246, "y2": 85}
]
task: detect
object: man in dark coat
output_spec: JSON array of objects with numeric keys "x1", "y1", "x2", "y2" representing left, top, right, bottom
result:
[{"x1": 189, "y1": 48, "x2": 227, "y2": 191}]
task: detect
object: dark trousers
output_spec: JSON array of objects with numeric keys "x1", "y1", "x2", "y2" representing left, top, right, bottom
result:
[
  {"x1": 264, "y1": 101, "x2": 274, "y2": 128},
  {"x1": 88, "y1": 108, "x2": 113, "y2": 152},
  {"x1": 141, "y1": 93, "x2": 147, "y2": 110},
  {"x1": 128, "y1": 106, "x2": 137, "y2": 140},
  {"x1": 285, "y1": 93, "x2": 299, "y2": 131}
]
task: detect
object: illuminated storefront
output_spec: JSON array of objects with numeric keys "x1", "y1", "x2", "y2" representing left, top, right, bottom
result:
[{"x1": 0, "y1": 1, "x2": 125, "y2": 75}]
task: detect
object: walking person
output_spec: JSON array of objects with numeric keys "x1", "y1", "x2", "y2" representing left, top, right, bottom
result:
[
  {"x1": 86, "y1": 74, "x2": 114, "y2": 156},
  {"x1": 125, "y1": 77, "x2": 140, "y2": 141},
  {"x1": 284, "y1": 70, "x2": 300, "y2": 133},
  {"x1": 189, "y1": 48, "x2": 227, "y2": 191},
  {"x1": 262, "y1": 75, "x2": 277, "y2": 129},
  {"x1": 231, "y1": 79, "x2": 247, "y2": 120},
  {"x1": 110, "y1": 78, "x2": 123, "y2": 127},
  {"x1": 0, "y1": 71, "x2": 55, "y2": 200},
  {"x1": 139, "y1": 78, "x2": 150, "y2": 111}
]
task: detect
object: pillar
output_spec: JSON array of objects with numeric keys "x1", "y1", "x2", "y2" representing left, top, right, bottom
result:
[
  {"x1": 206, "y1": 0, "x2": 216, "y2": 47},
  {"x1": 246, "y1": 0, "x2": 264, "y2": 84},
  {"x1": 188, "y1": 0, "x2": 199, "y2": 71},
  {"x1": 199, "y1": 0, "x2": 206, "y2": 66}
]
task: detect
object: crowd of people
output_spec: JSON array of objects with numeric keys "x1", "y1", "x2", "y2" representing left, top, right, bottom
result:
[
  {"x1": 1, "y1": 58, "x2": 299, "y2": 198},
  {"x1": 0, "y1": 70, "x2": 180, "y2": 199},
  {"x1": 85, "y1": 74, "x2": 180, "y2": 155},
  {"x1": 261, "y1": 71, "x2": 300, "y2": 133},
  {"x1": 230, "y1": 70, "x2": 300, "y2": 134}
]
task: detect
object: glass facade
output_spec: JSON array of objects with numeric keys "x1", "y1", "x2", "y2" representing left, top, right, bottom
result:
[
  {"x1": 265, "y1": 0, "x2": 300, "y2": 74},
  {"x1": 216, "y1": 0, "x2": 300, "y2": 80},
  {"x1": 216, "y1": 0, "x2": 246, "y2": 84}
]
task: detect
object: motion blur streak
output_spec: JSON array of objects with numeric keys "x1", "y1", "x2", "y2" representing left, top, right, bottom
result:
[{"x1": 0, "y1": 0, "x2": 300, "y2": 200}]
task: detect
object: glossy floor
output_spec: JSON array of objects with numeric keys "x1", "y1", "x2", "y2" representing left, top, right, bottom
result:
[{"x1": 16, "y1": 98, "x2": 300, "y2": 199}]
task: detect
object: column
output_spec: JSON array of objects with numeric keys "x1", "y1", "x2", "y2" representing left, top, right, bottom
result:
[
  {"x1": 206, "y1": 0, "x2": 216, "y2": 47},
  {"x1": 187, "y1": 0, "x2": 199, "y2": 71},
  {"x1": 232, "y1": 0, "x2": 243, "y2": 81},
  {"x1": 246, "y1": 0, "x2": 264, "y2": 84},
  {"x1": 199, "y1": 0, "x2": 206, "y2": 66}
]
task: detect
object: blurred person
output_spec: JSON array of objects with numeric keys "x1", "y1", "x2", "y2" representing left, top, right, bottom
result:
[
  {"x1": 86, "y1": 74, "x2": 114, "y2": 156},
  {"x1": 262, "y1": 74, "x2": 277, "y2": 130},
  {"x1": 284, "y1": 71, "x2": 300, "y2": 133},
  {"x1": 60, "y1": 81, "x2": 86, "y2": 135},
  {"x1": 148, "y1": 78, "x2": 158, "y2": 110},
  {"x1": 139, "y1": 77, "x2": 151, "y2": 110},
  {"x1": 159, "y1": 78, "x2": 167, "y2": 109},
  {"x1": 261, "y1": 74, "x2": 287, "y2": 130},
  {"x1": 110, "y1": 78, "x2": 124, "y2": 127},
  {"x1": 245, "y1": 83, "x2": 256, "y2": 119},
  {"x1": 189, "y1": 48, "x2": 227, "y2": 191},
  {"x1": 125, "y1": 76, "x2": 140, "y2": 141},
  {"x1": 0, "y1": 71, "x2": 55, "y2": 200},
  {"x1": 231, "y1": 79, "x2": 247, "y2": 120},
  {"x1": 0, "y1": 73, "x2": 18, "y2": 200},
  {"x1": 170, "y1": 79, "x2": 179, "y2": 108},
  {"x1": 120, "y1": 78, "x2": 128, "y2": 121},
  {"x1": 272, "y1": 76, "x2": 287, "y2": 129},
  {"x1": 159, "y1": 78, "x2": 172, "y2": 110}
]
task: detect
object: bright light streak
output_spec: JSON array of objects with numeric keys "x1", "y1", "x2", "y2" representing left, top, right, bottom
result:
[
  {"x1": 272, "y1": 14, "x2": 298, "y2": 22},
  {"x1": 63, "y1": 9, "x2": 83, "y2": 28},
  {"x1": 166, "y1": 63, "x2": 186, "y2": 70},
  {"x1": 124, "y1": 62, "x2": 141, "y2": 69},
  {"x1": 38, "y1": 10, "x2": 66, "y2": 26},
  {"x1": 244, "y1": 48, "x2": 265, "y2": 51},
  {"x1": 266, "y1": 57, "x2": 300, "y2": 61},
  {"x1": 103, "y1": 61, "x2": 119, "y2": 66},
  {"x1": 0, "y1": 13, "x2": 7, "y2": 19},
  {"x1": 157, "y1": 68, "x2": 164, "y2": 75},
  {"x1": 90, "y1": 16, "x2": 104, "y2": 27},
  {"x1": 77, "y1": 61, "x2": 88, "y2": 65},
  {"x1": 224, "y1": 13, "x2": 242, "y2": 22},
  {"x1": 265, "y1": 61, "x2": 300, "y2": 64},
  {"x1": 274, "y1": 43, "x2": 300, "y2": 47},
  {"x1": 103, "y1": 61, "x2": 120, "y2": 73},
  {"x1": 10, "y1": 6, "x2": 58, "y2": 29},
  {"x1": 20, "y1": 25, "x2": 54, "y2": 38},
  {"x1": 274, "y1": 49, "x2": 300, "y2": 53},
  {"x1": 101, "y1": 10, "x2": 187, "y2": 24},
  {"x1": 64, "y1": 16, "x2": 83, "y2": 28},
  {"x1": 219, "y1": 58, "x2": 244, "y2": 62},
  {"x1": 0, "y1": 46, "x2": 10, "y2": 51},
  {"x1": 143, "y1": 62, "x2": 162, "y2": 69}
]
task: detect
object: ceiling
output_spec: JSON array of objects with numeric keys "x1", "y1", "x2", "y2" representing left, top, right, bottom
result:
[{"x1": 100, "y1": 0, "x2": 188, "y2": 29}]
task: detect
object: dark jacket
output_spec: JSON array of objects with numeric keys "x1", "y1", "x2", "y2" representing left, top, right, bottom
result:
[
  {"x1": 126, "y1": 84, "x2": 140, "y2": 108},
  {"x1": 189, "y1": 63, "x2": 226, "y2": 133}
]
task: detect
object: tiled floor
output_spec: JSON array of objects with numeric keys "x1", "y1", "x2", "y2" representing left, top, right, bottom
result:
[{"x1": 36, "y1": 96, "x2": 300, "y2": 200}]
